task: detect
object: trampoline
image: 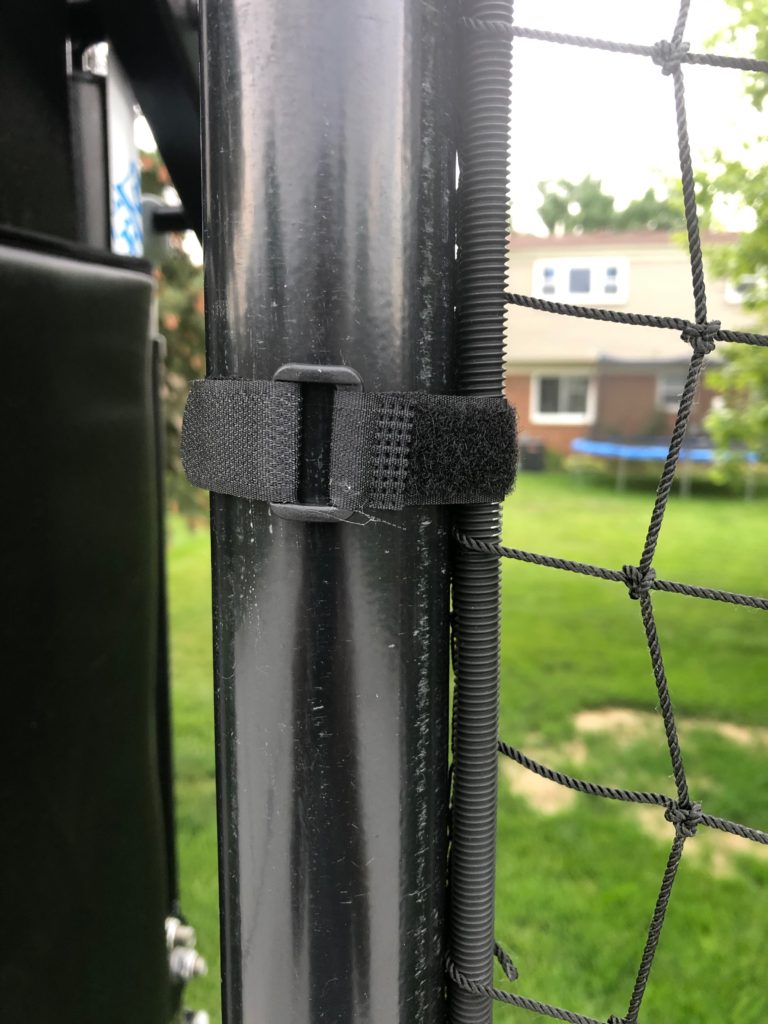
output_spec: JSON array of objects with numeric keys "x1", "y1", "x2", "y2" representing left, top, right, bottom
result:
[{"x1": 571, "y1": 436, "x2": 757, "y2": 494}]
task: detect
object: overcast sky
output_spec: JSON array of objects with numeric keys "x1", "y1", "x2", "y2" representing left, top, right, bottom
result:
[
  {"x1": 136, "y1": 0, "x2": 763, "y2": 246},
  {"x1": 509, "y1": 0, "x2": 764, "y2": 234}
]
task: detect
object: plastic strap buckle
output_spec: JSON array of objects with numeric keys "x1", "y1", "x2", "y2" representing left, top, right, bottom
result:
[{"x1": 268, "y1": 362, "x2": 363, "y2": 523}]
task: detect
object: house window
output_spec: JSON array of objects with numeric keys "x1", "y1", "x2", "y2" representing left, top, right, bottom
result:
[
  {"x1": 656, "y1": 372, "x2": 688, "y2": 412},
  {"x1": 724, "y1": 275, "x2": 758, "y2": 306},
  {"x1": 569, "y1": 268, "x2": 591, "y2": 293},
  {"x1": 532, "y1": 257, "x2": 629, "y2": 305},
  {"x1": 531, "y1": 374, "x2": 596, "y2": 425}
]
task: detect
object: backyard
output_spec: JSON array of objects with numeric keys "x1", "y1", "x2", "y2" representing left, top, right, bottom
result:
[{"x1": 169, "y1": 472, "x2": 768, "y2": 1023}]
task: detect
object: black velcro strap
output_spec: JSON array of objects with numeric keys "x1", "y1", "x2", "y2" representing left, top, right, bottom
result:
[
  {"x1": 330, "y1": 392, "x2": 517, "y2": 510},
  {"x1": 181, "y1": 378, "x2": 301, "y2": 501},
  {"x1": 181, "y1": 378, "x2": 517, "y2": 510}
]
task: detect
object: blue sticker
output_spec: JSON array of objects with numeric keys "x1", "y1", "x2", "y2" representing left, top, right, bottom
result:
[{"x1": 112, "y1": 159, "x2": 144, "y2": 256}]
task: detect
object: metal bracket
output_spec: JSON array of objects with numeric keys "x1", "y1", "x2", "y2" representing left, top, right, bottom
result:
[{"x1": 269, "y1": 362, "x2": 363, "y2": 523}]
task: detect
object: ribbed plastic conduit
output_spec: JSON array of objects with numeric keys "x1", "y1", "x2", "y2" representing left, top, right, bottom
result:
[{"x1": 450, "y1": 2, "x2": 512, "y2": 1022}]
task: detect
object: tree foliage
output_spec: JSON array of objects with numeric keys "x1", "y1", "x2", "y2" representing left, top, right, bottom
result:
[
  {"x1": 706, "y1": 351, "x2": 768, "y2": 481},
  {"x1": 703, "y1": 0, "x2": 768, "y2": 481},
  {"x1": 718, "y1": 0, "x2": 768, "y2": 109},
  {"x1": 537, "y1": 175, "x2": 684, "y2": 235},
  {"x1": 141, "y1": 150, "x2": 207, "y2": 516}
]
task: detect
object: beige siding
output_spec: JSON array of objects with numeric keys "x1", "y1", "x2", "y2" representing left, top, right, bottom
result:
[{"x1": 505, "y1": 233, "x2": 755, "y2": 367}]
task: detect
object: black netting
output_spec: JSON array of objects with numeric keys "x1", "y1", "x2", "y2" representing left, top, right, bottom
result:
[{"x1": 449, "y1": 3, "x2": 768, "y2": 1023}]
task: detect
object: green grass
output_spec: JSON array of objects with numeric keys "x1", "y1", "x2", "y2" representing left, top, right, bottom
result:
[
  {"x1": 168, "y1": 474, "x2": 768, "y2": 1023},
  {"x1": 166, "y1": 518, "x2": 219, "y2": 1019},
  {"x1": 495, "y1": 474, "x2": 768, "y2": 1023}
]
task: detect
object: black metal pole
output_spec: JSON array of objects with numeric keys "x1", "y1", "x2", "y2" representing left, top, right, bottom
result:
[
  {"x1": 199, "y1": 2, "x2": 457, "y2": 1021},
  {"x1": 450, "y1": 2, "x2": 512, "y2": 1022}
]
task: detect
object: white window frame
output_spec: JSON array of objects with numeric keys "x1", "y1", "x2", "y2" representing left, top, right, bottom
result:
[
  {"x1": 655, "y1": 371, "x2": 688, "y2": 413},
  {"x1": 531, "y1": 256, "x2": 630, "y2": 306},
  {"x1": 530, "y1": 372, "x2": 597, "y2": 426}
]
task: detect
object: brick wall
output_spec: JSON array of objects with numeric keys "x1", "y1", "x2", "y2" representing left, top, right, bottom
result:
[
  {"x1": 506, "y1": 369, "x2": 717, "y2": 456},
  {"x1": 506, "y1": 374, "x2": 587, "y2": 456},
  {"x1": 597, "y1": 371, "x2": 716, "y2": 437},
  {"x1": 596, "y1": 374, "x2": 660, "y2": 437}
]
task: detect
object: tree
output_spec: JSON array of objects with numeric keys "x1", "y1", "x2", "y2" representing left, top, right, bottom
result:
[
  {"x1": 717, "y1": 0, "x2": 768, "y2": 110},
  {"x1": 537, "y1": 176, "x2": 616, "y2": 234},
  {"x1": 536, "y1": 176, "x2": 684, "y2": 235},
  {"x1": 614, "y1": 188, "x2": 686, "y2": 232},
  {"x1": 703, "y1": 0, "x2": 768, "y2": 483},
  {"x1": 141, "y1": 150, "x2": 207, "y2": 517},
  {"x1": 706, "y1": 351, "x2": 768, "y2": 482}
]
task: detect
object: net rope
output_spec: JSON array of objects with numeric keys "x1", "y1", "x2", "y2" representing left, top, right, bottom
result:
[{"x1": 448, "y1": 3, "x2": 768, "y2": 1022}]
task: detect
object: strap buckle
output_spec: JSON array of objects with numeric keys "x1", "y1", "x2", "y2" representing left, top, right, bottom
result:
[{"x1": 269, "y1": 362, "x2": 363, "y2": 523}]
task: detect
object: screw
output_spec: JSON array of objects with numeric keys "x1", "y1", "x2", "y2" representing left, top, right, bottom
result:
[{"x1": 170, "y1": 946, "x2": 208, "y2": 982}]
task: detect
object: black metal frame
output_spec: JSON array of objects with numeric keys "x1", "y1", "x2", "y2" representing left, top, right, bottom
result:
[
  {"x1": 96, "y1": 0, "x2": 202, "y2": 234},
  {"x1": 199, "y1": 1, "x2": 458, "y2": 1020}
]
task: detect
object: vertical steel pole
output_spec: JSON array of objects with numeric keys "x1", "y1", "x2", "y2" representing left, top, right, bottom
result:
[
  {"x1": 200, "y1": 2, "x2": 457, "y2": 1021},
  {"x1": 450, "y1": 2, "x2": 512, "y2": 1022}
]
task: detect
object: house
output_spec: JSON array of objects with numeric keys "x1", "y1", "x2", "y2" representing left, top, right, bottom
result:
[{"x1": 505, "y1": 231, "x2": 755, "y2": 456}]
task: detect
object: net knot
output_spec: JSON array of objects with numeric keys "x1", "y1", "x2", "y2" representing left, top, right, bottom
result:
[
  {"x1": 681, "y1": 320, "x2": 721, "y2": 355},
  {"x1": 621, "y1": 564, "x2": 657, "y2": 600},
  {"x1": 607, "y1": 1017, "x2": 626, "y2": 1024},
  {"x1": 665, "y1": 801, "x2": 703, "y2": 838},
  {"x1": 652, "y1": 39, "x2": 691, "y2": 75}
]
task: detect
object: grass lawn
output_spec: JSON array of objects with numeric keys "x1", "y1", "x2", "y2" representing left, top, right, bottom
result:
[
  {"x1": 166, "y1": 518, "x2": 219, "y2": 1019},
  {"x1": 168, "y1": 473, "x2": 768, "y2": 1023}
]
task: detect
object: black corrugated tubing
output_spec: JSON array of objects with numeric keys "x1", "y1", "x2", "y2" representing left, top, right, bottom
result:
[{"x1": 450, "y1": 1, "x2": 513, "y2": 1023}]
